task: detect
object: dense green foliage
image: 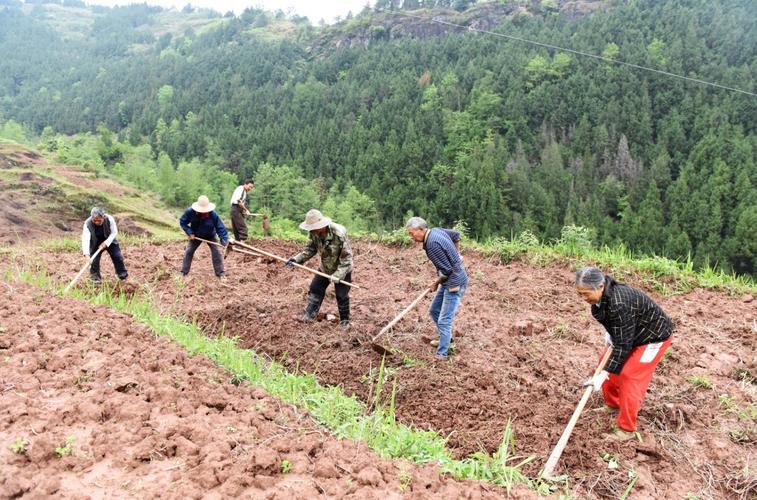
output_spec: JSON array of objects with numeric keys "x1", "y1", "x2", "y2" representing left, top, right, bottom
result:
[{"x1": 0, "y1": 0, "x2": 755, "y2": 274}]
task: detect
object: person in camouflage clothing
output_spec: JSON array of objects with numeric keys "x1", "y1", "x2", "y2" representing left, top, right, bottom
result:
[{"x1": 287, "y1": 209, "x2": 353, "y2": 328}]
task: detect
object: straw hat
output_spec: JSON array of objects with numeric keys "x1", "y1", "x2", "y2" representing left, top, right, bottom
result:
[
  {"x1": 299, "y1": 209, "x2": 331, "y2": 231},
  {"x1": 192, "y1": 195, "x2": 215, "y2": 213}
]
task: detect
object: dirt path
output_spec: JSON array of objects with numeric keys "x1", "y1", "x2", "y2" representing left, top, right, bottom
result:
[
  {"x1": 15, "y1": 239, "x2": 757, "y2": 498},
  {"x1": 0, "y1": 280, "x2": 522, "y2": 498}
]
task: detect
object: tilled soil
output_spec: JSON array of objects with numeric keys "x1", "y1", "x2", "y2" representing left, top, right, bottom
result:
[
  {"x1": 17, "y1": 239, "x2": 757, "y2": 498},
  {"x1": 0, "y1": 280, "x2": 519, "y2": 499}
]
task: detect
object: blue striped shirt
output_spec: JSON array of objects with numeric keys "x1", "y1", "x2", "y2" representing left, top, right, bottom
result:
[{"x1": 423, "y1": 228, "x2": 468, "y2": 289}]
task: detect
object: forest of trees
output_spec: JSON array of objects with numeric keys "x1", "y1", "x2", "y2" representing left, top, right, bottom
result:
[{"x1": 0, "y1": 0, "x2": 754, "y2": 274}]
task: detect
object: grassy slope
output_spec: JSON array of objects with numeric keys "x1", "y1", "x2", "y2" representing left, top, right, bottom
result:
[{"x1": 0, "y1": 140, "x2": 178, "y2": 248}]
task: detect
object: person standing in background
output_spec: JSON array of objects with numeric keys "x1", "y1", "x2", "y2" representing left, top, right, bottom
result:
[{"x1": 229, "y1": 179, "x2": 254, "y2": 242}]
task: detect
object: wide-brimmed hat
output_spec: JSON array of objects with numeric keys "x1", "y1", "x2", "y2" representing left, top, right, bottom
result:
[
  {"x1": 192, "y1": 195, "x2": 215, "y2": 213},
  {"x1": 299, "y1": 209, "x2": 331, "y2": 231}
]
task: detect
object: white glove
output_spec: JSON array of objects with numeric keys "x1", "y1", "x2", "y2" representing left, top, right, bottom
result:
[
  {"x1": 604, "y1": 332, "x2": 613, "y2": 346},
  {"x1": 582, "y1": 370, "x2": 609, "y2": 392}
]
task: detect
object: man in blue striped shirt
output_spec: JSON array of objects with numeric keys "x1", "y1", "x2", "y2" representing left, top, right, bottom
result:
[{"x1": 406, "y1": 217, "x2": 468, "y2": 361}]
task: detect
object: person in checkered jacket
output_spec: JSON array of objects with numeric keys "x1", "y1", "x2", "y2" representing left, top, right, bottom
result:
[{"x1": 575, "y1": 267, "x2": 674, "y2": 439}]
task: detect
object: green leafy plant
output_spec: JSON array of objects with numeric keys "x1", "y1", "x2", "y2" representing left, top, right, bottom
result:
[
  {"x1": 620, "y1": 469, "x2": 639, "y2": 500},
  {"x1": 686, "y1": 375, "x2": 712, "y2": 389},
  {"x1": 556, "y1": 225, "x2": 595, "y2": 256},
  {"x1": 280, "y1": 459, "x2": 291, "y2": 473},
  {"x1": 55, "y1": 436, "x2": 76, "y2": 457},
  {"x1": 601, "y1": 452, "x2": 620, "y2": 470},
  {"x1": 10, "y1": 437, "x2": 28, "y2": 454}
]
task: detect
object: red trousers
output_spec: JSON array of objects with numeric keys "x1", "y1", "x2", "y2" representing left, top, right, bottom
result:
[{"x1": 601, "y1": 337, "x2": 672, "y2": 431}]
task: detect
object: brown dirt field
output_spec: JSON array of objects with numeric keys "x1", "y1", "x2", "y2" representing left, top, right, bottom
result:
[
  {"x1": 21, "y1": 238, "x2": 756, "y2": 499},
  {"x1": 0, "y1": 280, "x2": 518, "y2": 499}
]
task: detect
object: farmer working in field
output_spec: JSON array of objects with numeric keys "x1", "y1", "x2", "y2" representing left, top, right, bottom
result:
[
  {"x1": 406, "y1": 217, "x2": 467, "y2": 362},
  {"x1": 179, "y1": 195, "x2": 229, "y2": 280},
  {"x1": 81, "y1": 207, "x2": 128, "y2": 283},
  {"x1": 575, "y1": 266, "x2": 674, "y2": 439},
  {"x1": 229, "y1": 179, "x2": 254, "y2": 241},
  {"x1": 286, "y1": 209, "x2": 353, "y2": 329}
]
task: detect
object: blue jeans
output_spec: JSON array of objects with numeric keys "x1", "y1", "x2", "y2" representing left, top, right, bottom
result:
[{"x1": 429, "y1": 285, "x2": 466, "y2": 358}]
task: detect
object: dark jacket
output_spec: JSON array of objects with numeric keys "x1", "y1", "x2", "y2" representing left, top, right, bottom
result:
[
  {"x1": 179, "y1": 208, "x2": 229, "y2": 245},
  {"x1": 81, "y1": 214, "x2": 118, "y2": 257},
  {"x1": 423, "y1": 227, "x2": 467, "y2": 289},
  {"x1": 592, "y1": 276, "x2": 674, "y2": 374}
]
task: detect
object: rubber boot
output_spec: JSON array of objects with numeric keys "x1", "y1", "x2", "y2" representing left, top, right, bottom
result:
[
  {"x1": 338, "y1": 299, "x2": 350, "y2": 329},
  {"x1": 298, "y1": 293, "x2": 323, "y2": 322}
]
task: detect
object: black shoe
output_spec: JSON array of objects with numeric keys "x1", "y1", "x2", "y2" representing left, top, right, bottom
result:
[
  {"x1": 90, "y1": 274, "x2": 102, "y2": 284},
  {"x1": 338, "y1": 300, "x2": 350, "y2": 329},
  {"x1": 299, "y1": 293, "x2": 323, "y2": 322},
  {"x1": 298, "y1": 312, "x2": 316, "y2": 323}
]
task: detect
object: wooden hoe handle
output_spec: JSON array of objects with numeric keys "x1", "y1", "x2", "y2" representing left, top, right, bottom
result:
[
  {"x1": 542, "y1": 347, "x2": 613, "y2": 479},
  {"x1": 230, "y1": 239, "x2": 361, "y2": 289},
  {"x1": 370, "y1": 287, "x2": 432, "y2": 343},
  {"x1": 65, "y1": 247, "x2": 105, "y2": 293}
]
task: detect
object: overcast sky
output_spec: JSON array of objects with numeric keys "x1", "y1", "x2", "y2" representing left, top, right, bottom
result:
[{"x1": 86, "y1": 0, "x2": 373, "y2": 23}]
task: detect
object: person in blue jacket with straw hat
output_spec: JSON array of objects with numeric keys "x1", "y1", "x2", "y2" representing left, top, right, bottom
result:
[{"x1": 179, "y1": 195, "x2": 229, "y2": 279}]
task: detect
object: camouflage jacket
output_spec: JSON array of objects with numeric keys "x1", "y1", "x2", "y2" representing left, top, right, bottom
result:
[{"x1": 294, "y1": 223, "x2": 353, "y2": 280}]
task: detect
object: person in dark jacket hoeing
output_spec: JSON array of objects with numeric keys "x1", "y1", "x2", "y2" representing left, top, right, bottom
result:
[
  {"x1": 575, "y1": 266, "x2": 674, "y2": 439},
  {"x1": 179, "y1": 195, "x2": 229, "y2": 279},
  {"x1": 406, "y1": 216, "x2": 468, "y2": 362},
  {"x1": 81, "y1": 207, "x2": 128, "y2": 283}
]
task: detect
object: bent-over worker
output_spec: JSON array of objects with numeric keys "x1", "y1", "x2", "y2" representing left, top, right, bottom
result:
[
  {"x1": 179, "y1": 195, "x2": 229, "y2": 279},
  {"x1": 576, "y1": 266, "x2": 673, "y2": 439},
  {"x1": 81, "y1": 207, "x2": 128, "y2": 283},
  {"x1": 286, "y1": 209, "x2": 353, "y2": 328},
  {"x1": 406, "y1": 217, "x2": 467, "y2": 362}
]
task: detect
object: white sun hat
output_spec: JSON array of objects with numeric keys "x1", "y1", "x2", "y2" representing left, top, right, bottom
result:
[
  {"x1": 299, "y1": 209, "x2": 331, "y2": 231},
  {"x1": 192, "y1": 195, "x2": 215, "y2": 213}
]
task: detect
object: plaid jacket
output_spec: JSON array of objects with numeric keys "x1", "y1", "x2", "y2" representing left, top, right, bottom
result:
[
  {"x1": 592, "y1": 277, "x2": 673, "y2": 374},
  {"x1": 294, "y1": 223, "x2": 353, "y2": 280}
]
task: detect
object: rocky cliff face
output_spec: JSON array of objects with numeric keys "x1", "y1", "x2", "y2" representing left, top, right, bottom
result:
[{"x1": 311, "y1": 1, "x2": 611, "y2": 52}]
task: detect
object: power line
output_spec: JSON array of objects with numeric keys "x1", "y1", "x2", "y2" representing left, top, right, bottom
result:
[{"x1": 386, "y1": 11, "x2": 756, "y2": 98}]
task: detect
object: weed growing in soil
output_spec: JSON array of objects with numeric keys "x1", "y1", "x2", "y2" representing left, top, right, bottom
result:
[
  {"x1": 398, "y1": 463, "x2": 412, "y2": 492},
  {"x1": 620, "y1": 469, "x2": 639, "y2": 500},
  {"x1": 55, "y1": 436, "x2": 76, "y2": 457},
  {"x1": 718, "y1": 395, "x2": 757, "y2": 445},
  {"x1": 441, "y1": 419, "x2": 534, "y2": 495},
  {"x1": 11, "y1": 267, "x2": 541, "y2": 494},
  {"x1": 280, "y1": 460, "x2": 291, "y2": 473},
  {"x1": 10, "y1": 437, "x2": 28, "y2": 454},
  {"x1": 687, "y1": 375, "x2": 713, "y2": 389}
]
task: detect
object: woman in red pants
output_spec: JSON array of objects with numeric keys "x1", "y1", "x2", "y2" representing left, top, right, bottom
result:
[{"x1": 575, "y1": 267, "x2": 674, "y2": 439}]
